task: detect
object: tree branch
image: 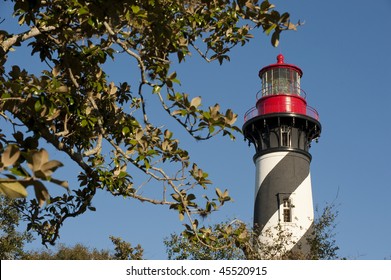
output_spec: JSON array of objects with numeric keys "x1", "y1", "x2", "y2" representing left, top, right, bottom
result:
[{"x1": 0, "y1": 26, "x2": 56, "y2": 53}]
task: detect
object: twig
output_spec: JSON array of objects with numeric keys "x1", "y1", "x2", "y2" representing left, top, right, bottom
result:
[
  {"x1": 103, "y1": 21, "x2": 148, "y2": 85},
  {"x1": 67, "y1": 68, "x2": 80, "y2": 88},
  {"x1": 190, "y1": 42, "x2": 213, "y2": 62},
  {"x1": 103, "y1": 21, "x2": 151, "y2": 124}
]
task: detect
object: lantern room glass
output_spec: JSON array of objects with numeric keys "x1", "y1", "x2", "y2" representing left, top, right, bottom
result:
[{"x1": 261, "y1": 68, "x2": 300, "y2": 97}]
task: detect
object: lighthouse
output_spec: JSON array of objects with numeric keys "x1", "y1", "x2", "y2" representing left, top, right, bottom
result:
[{"x1": 243, "y1": 54, "x2": 321, "y2": 256}]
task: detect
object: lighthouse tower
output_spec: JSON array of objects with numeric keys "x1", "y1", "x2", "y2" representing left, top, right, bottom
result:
[{"x1": 243, "y1": 54, "x2": 321, "y2": 255}]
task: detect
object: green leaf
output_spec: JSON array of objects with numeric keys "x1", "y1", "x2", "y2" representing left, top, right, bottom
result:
[
  {"x1": 52, "y1": 65, "x2": 61, "y2": 77},
  {"x1": 164, "y1": 129, "x2": 173, "y2": 139},
  {"x1": 0, "y1": 180, "x2": 28, "y2": 199},
  {"x1": 77, "y1": 7, "x2": 89, "y2": 16},
  {"x1": 153, "y1": 85, "x2": 161, "y2": 93},
  {"x1": 33, "y1": 181, "x2": 50, "y2": 207},
  {"x1": 215, "y1": 188, "x2": 223, "y2": 198},
  {"x1": 271, "y1": 30, "x2": 280, "y2": 47},
  {"x1": 187, "y1": 194, "x2": 196, "y2": 201},
  {"x1": 40, "y1": 160, "x2": 63, "y2": 177},
  {"x1": 1, "y1": 144, "x2": 20, "y2": 167},
  {"x1": 56, "y1": 85, "x2": 68, "y2": 93},
  {"x1": 30, "y1": 149, "x2": 49, "y2": 172},
  {"x1": 81, "y1": 119, "x2": 89, "y2": 127},
  {"x1": 171, "y1": 78, "x2": 181, "y2": 85},
  {"x1": 265, "y1": 23, "x2": 277, "y2": 35},
  {"x1": 202, "y1": 111, "x2": 211, "y2": 119},
  {"x1": 9, "y1": 166, "x2": 30, "y2": 177},
  {"x1": 131, "y1": 5, "x2": 140, "y2": 13},
  {"x1": 238, "y1": 231, "x2": 248, "y2": 240},
  {"x1": 122, "y1": 126, "x2": 130, "y2": 136},
  {"x1": 171, "y1": 193, "x2": 181, "y2": 202},
  {"x1": 12, "y1": 131, "x2": 24, "y2": 143},
  {"x1": 177, "y1": 51, "x2": 184, "y2": 63},
  {"x1": 50, "y1": 178, "x2": 69, "y2": 191},
  {"x1": 190, "y1": 96, "x2": 202, "y2": 108},
  {"x1": 18, "y1": 14, "x2": 26, "y2": 25},
  {"x1": 144, "y1": 159, "x2": 150, "y2": 170},
  {"x1": 168, "y1": 72, "x2": 177, "y2": 80},
  {"x1": 34, "y1": 100, "x2": 42, "y2": 112}
]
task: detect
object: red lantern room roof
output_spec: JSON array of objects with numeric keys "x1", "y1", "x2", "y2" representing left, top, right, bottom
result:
[{"x1": 259, "y1": 54, "x2": 303, "y2": 78}]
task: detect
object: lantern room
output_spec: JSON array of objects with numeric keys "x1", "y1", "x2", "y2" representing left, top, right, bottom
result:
[
  {"x1": 243, "y1": 54, "x2": 321, "y2": 158},
  {"x1": 255, "y1": 54, "x2": 307, "y2": 116}
]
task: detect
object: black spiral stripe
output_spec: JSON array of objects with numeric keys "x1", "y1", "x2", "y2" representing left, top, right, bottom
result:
[
  {"x1": 254, "y1": 151, "x2": 310, "y2": 232},
  {"x1": 291, "y1": 222, "x2": 314, "y2": 253}
]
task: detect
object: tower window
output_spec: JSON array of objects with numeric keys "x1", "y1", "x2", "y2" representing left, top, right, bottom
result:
[
  {"x1": 280, "y1": 126, "x2": 291, "y2": 147},
  {"x1": 282, "y1": 198, "x2": 292, "y2": 222}
]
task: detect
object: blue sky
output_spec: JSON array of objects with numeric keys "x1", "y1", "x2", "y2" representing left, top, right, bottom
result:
[{"x1": 1, "y1": 0, "x2": 391, "y2": 259}]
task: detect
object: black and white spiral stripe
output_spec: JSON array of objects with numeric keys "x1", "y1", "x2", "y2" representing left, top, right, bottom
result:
[{"x1": 254, "y1": 151, "x2": 314, "y2": 251}]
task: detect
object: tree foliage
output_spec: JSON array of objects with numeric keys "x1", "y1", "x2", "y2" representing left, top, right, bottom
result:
[
  {"x1": 0, "y1": 195, "x2": 33, "y2": 259},
  {"x1": 165, "y1": 204, "x2": 341, "y2": 260},
  {"x1": 0, "y1": 0, "x2": 297, "y2": 248},
  {"x1": 165, "y1": 220, "x2": 246, "y2": 260},
  {"x1": 23, "y1": 236, "x2": 143, "y2": 260},
  {"x1": 307, "y1": 203, "x2": 340, "y2": 260},
  {"x1": 24, "y1": 243, "x2": 111, "y2": 260}
]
